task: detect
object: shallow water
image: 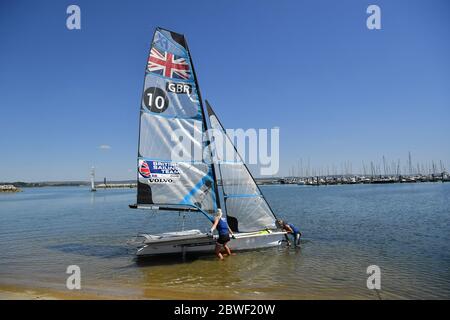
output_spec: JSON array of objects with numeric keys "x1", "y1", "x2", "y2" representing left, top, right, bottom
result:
[{"x1": 0, "y1": 183, "x2": 449, "y2": 299}]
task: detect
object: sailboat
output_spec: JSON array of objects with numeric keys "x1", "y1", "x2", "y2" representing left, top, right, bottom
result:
[{"x1": 129, "y1": 27, "x2": 285, "y2": 257}]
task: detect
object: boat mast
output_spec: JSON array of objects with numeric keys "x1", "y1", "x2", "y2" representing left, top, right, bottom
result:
[
  {"x1": 408, "y1": 151, "x2": 413, "y2": 176},
  {"x1": 135, "y1": 29, "x2": 158, "y2": 205},
  {"x1": 184, "y1": 39, "x2": 221, "y2": 212}
]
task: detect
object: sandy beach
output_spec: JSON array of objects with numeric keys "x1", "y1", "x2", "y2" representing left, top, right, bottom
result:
[
  {"x1": 0, "y1": 284, "x2": 127, "y2": 300},
  {"x1": 1, "y1": 282, "x2": 390, "y2": 300},
  {"x1": 0, "y1": 283, "x2": 252, "y2": 300}
]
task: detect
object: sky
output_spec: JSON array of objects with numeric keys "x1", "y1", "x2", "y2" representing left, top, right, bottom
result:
[{"x1": 0, "y1": 0, "x2": 449, "y2": 181}]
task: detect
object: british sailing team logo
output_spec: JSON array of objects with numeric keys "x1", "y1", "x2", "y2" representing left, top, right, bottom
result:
[
  {"x1": 147, "y1": 47, "x2": 191, "y2": 80},
  {"x1": 138, "y1": 160, "x2": 181, "y2": 183},
  {"x1": 138, "y1": 161, "x2": 151, "y2": 178}
]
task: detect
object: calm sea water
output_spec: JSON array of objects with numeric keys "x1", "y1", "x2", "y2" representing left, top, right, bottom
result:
[{"x1": 0, "y1": 183, "x2": 449, "y2": 299}]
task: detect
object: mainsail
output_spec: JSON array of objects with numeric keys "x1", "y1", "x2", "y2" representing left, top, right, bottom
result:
[
  {"x1": 135, "y1": 28, "x2": 219, "y2": 215},
  {"x1": 206, "y1": 101, "x2": 277, "y2": 232}
]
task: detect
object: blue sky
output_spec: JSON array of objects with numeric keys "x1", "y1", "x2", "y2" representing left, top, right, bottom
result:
[{"x1": 0, "y1": 0, "x2": 449, "y2": 181}]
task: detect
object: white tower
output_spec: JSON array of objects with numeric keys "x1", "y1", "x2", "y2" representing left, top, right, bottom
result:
[{"x1": 90, "y1": 166, "x2": 96, "y2": 192}]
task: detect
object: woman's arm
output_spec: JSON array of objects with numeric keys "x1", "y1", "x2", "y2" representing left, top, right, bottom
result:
[{"x1": 210, "y1": 217, "x2": 219, "y2": 232}]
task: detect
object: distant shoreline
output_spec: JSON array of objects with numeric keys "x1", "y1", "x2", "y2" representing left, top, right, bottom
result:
[
  {"x1": 1, "y1": 173, "x2": 449, "y2": 189},
  {"x1": 0, "y1": 181, "x2": 135, "y2": 188}
]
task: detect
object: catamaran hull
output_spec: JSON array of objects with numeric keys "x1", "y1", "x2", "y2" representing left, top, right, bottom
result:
[{"x1": 135, "y1": 231, "x2": 286, "y2": 257}]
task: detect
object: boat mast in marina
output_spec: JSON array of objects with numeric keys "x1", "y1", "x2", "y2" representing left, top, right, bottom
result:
[{"x1": 408, "y1": 151, "x2": 413, "y2": 176}]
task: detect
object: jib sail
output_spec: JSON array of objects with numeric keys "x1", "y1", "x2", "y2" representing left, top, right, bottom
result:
[
  {"x1": 206, "y1": 100, "x2": 277, "y2": 232},
  {"x1": 136, "y1": 28, "x2": 219, "y2": 214}
]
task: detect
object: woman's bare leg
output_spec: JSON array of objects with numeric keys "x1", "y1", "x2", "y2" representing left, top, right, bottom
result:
[
  {"x1": 223, "y1": 243, "x2": 232, "y2": 256},
  {"x1": 215, "y1": 244, "x2": 224, "y2": 260}
]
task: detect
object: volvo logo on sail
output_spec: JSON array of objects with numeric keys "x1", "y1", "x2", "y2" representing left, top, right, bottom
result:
[
  {"x1": 166, "y1": 82, "x2": 192, "y2": 94},
  {"x1": 147, "y1": 178, "x2": 174, "y2": 184}
]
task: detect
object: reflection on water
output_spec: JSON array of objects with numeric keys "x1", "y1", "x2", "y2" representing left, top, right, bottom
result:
[{"x1": 0, "y1": 184, "x2": 449, "y2": 299}]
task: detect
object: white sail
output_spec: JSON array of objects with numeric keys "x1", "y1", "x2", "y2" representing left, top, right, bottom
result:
[{"x1": 206, "y1": 101, "x2": 277, "y2": 232}]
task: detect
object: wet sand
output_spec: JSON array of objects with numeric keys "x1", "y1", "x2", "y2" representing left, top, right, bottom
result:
[
  {"x1": 0, "y1": 284, "x2": 95, "y2": 300},
  {"x1": 0, "y1": 282, "x2": 387, "y2": 300},
  {"x1": 0, "y1": 283, "x2": 251, "y2": 300}
]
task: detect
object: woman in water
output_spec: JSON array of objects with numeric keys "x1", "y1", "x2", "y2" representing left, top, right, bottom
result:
[
  {"x1": 210, "y1": 208, "x2": 235, "y2": 260},
  {"x1": 277, "y1": 219, "x2": 301, "y2": 247}
]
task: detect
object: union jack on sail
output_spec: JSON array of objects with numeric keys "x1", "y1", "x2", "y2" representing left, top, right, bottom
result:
[{"x1": 147, "y1": 47, "x2": 191, "y2": 80}]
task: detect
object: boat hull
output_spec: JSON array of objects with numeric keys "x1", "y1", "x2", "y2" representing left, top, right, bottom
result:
[{"x1": 135, "y1": 231, "x2": 286, "y2": 257}]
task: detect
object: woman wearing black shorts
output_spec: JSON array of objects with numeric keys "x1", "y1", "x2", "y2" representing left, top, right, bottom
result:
[{"x1": 210, "y1": 209, "x2": 235, "y2": 260}]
